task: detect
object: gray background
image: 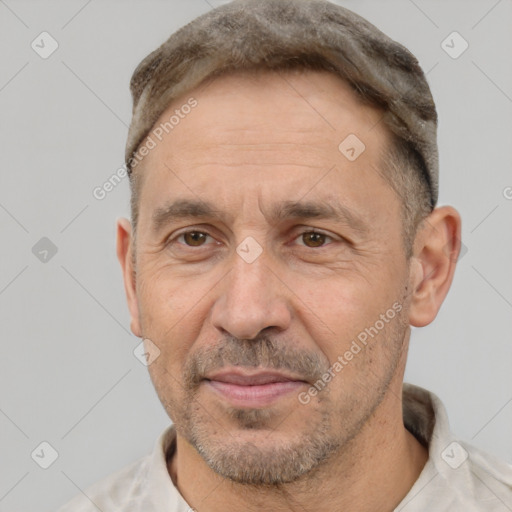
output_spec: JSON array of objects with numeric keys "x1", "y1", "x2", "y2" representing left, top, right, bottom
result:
[{"x1": 0, "y1": 0, "x2": 511, "y2": 510}]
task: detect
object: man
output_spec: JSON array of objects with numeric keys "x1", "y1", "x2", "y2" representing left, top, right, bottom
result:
[{"x1": 57, "y1": 0, "x2": 512, "y2": 510}]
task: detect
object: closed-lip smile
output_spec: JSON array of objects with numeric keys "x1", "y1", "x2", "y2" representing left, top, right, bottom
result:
[{"x1": 203, "y1": 368, "x2": 307, "y2": 408}]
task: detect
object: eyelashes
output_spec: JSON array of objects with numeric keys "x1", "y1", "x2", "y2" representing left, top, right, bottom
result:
[{"x1": 167, "y1": 229, "x2": 337, "y2": 250}]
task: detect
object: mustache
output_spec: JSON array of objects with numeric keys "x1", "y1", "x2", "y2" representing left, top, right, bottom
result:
[{"x1": 183, "y1": 335, "x2": 330, "y2": 388}]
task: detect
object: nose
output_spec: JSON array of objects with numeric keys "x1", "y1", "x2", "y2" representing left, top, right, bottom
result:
[{"x1": 210, "y1": 251, "x2": 292, "y2": 340}]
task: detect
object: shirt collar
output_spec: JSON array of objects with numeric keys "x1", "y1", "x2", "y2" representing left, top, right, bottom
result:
[{"x1": 144, "y1": 422, "x2": 188, "y2": 511}]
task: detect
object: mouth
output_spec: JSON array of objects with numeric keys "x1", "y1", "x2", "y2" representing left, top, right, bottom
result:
[{"x1": 203, "y1": 369, "x2": 308, "y2": 408}]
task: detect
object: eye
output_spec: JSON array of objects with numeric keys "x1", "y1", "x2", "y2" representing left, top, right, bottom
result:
[
  {"x1": 167, "y1": 228, "x2": 336, "y2": 250},
  {"x1": 170, "y1": 230, "x2": 214, "y2": 247},
  {"x1": 295, "y1": 230, "x2": 334, "y2": 248}
]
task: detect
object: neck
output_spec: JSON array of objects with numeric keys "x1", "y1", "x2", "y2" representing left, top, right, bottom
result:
[{"x1": 167, "y1": 381, "x2": 429, "y2": 512}]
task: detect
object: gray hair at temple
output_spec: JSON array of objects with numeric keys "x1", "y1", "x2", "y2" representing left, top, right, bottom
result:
[{"x1": 125, "y1": 0, "x2": 438, "y2": 256}]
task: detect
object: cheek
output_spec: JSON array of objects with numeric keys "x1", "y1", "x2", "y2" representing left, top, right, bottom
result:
[
  {"x1": 294, "y1": 270, "x2": 406, "y2": 362},
  {"x1": 136, "y1": 264, "x2": 231, "y2": 377},
  {"x1": 138, "y1": 263, "x2": 206, "y2": 327},
  {"x1": 136, "y1": 270, "x2": 198, "y2": 363},
  {"x1": 294, "y1": 277, "x2": 373, "y2": 341}
]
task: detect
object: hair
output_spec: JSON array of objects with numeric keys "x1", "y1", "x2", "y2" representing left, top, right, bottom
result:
[{"x1": 125, "y1": 0, "x2": 438, "y2": 258}]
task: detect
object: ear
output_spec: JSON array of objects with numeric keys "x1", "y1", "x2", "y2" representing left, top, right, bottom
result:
[
  {"x1": 116, "y1": 217, "x2": 142, "y2": 338},
  {"x1": 408, "y1": 206, "x2": 462, "y2": 327}
]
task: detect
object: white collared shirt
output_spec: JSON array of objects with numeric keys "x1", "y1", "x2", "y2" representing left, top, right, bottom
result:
[{"x1": 56, "y1": 383, "x2": 512, "y2": 511}]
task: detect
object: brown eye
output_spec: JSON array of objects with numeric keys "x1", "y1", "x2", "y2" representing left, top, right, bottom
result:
[
  {"x1": 182, "y1": 231, "x2": 209, "y2": 246},
  {"x1": 301, "y1": 232, "x2": 330, "y2": 248}
]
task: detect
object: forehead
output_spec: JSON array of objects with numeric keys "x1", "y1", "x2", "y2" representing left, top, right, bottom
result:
[
  {"x1": 176, "y1": 68, "x2": 386, "y2": 142},
  {"x1": 139, "y1": 68, "x2": 389, "y2": 157},
  {"x1": 135, "y1": 68, "x2": 396, "y2": 227}
]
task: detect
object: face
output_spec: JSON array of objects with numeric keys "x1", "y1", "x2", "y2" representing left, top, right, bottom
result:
[{"x1": 127, "y1": 69, "x2": 414, "y2": 485}]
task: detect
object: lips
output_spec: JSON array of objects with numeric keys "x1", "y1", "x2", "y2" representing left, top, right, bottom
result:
[
  {"x1": 205, "y1": 370, "x2": 303, "y2": 386},
  {"x1": 203, "y1": 369, "x2": 307, "y2": 407}
]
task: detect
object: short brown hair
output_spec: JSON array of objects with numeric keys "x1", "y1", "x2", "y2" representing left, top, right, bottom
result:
[{"x1": 126, "y1": 0, "x2": 438, "y2": 255}]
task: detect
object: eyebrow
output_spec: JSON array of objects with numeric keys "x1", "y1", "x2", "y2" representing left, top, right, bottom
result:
[{"x1": 151, "y1": 198, "x2": 369, "y2": 234}]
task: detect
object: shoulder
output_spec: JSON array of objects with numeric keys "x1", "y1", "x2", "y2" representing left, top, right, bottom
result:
[
  {"x1": 55, "y1": 455, "x2": 151, "y2": 512},
  {"x1": 401, "y1": 383, "x2": 512, "y2": 510},
  {"x1": 452, "y1": 440, "x2": 512, "y2": 509}
]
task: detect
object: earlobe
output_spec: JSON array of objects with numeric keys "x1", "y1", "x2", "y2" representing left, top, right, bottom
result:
[
  {"x1": 408, "y1": 206, "x2": 462, "y2": 327},
  {"x1": 116, "y1": 217, "x2": 142, "y2": 338}
]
